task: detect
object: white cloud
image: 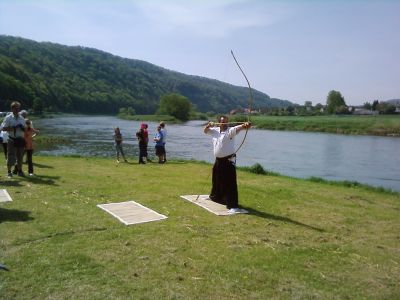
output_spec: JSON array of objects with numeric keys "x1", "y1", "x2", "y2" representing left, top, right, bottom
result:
[{"x1": 134, "y1": 0, "x2": 291, "y2": 38}]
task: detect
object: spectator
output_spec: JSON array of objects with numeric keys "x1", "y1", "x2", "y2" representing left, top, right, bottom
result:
[
  {"x1": 153, "y1": 125, "x2": 165, "y2": 164},
  {"x1": 113, "y1": 127, "x2": 128, "y2": 163},
  {"x1": 24, "y1": 119, "x2": 39, "y2": 176},
  {"x1": 159, "y1": 121, "x2": 167, "y2": 163},
  {"x1": 0, "y1": 129, "x2": 7, "y2": 160},
  {"x1": 1, "y1": 101, "x2": 26, "y2": 177},
  {"x1": 136, "y1": 123, "x2": 147, "y2": 164}
]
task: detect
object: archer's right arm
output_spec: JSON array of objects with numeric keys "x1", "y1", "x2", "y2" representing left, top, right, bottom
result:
[{"x1": 203, "y1": 122, "x2": 214, "y2": 134}]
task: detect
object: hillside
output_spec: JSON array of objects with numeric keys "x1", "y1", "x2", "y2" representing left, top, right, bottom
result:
[
  {"x1": 0, "y1": 35, "x2": 291, "y2": 114},
  {"x1": 386, "y1": 99, "x2": 400, "y2": 105}
]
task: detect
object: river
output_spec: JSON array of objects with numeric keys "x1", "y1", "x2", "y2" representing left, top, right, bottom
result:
[{"x1": 34, "y1": 115, "x2": 400, "y2": 192}]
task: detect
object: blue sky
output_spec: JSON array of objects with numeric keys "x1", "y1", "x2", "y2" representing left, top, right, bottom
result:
[{"x1": 1, "y1": 0, "x2": 399, "y2": 106}]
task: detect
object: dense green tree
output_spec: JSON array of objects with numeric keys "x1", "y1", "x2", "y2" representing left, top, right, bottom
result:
[
  {"x1": 157, "y1": 93, "x2": 192, "y2": 121},
  {"x1": 304, "y1": 101, "x2": 312, "y2": 108},
  {"x1": 363, "y1": 102, "x2": 372, "y2": 110},
  {"x1": 0, "y1": 35, "x2": 292, "y2": 114},
  {"x1": 326, "y1": 90, "x2": 346, "y2": 114},
  {"x1": 335, "y1": 105, "x2": 350, "y2": 114},
  {"x1": 376, "y1": 102, "x2": 396, "y2": 114},
  {"x1": 372, "y1": 100, "x2": 379, "y2": 111},
  {"x1": 32, "y1": 97, "x2": 43, "y2": 114}
]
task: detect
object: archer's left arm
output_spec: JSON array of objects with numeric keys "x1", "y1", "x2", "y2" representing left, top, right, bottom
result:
[{"x1": 235, "y1": 122, "x2": 251, "y2": 134}]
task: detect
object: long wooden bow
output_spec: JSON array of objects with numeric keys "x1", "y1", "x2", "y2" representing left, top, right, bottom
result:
[{"x1": 230, "y1": 50, "x2": 253, "y2": 154}]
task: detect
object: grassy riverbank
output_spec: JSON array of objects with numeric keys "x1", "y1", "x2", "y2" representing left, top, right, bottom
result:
[
  {"x1": 229, "y1": 115, "x2": 400, "y2": 136},
  {"x1": 1, "y1": 156, "x2": 399, "y2": 299},
  {"x1": 118, "y1": 114, "x2": 178, "y2": 123}
]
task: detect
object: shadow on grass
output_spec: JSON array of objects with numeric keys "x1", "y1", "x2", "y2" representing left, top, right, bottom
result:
[
  {"x1": 33, "y1": 162, "x2": 54, "y2": 169},
  {"x1": 20, "y1": 175, "x2": 60, "y2": 186},
  {"x1": 0, "y1": 180, "x2": 23, "y2": 187},
  {"x1": 241, "y1": 205, "x2": 325, "y2": 232},
  {"x1": 0, "y1": 263, "x2": 10, "y2": 271},
  {"x1": 0, "y1": 207, "x2": 34, "y2": 223}
]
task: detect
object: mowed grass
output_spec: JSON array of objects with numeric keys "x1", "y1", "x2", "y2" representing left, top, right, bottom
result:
[
  {"x1": 0, "y1": 156, "x2": 399, "y2": 299},
  {"x1": 230, "y1": 115, "x2": 400, "y2": 136}
]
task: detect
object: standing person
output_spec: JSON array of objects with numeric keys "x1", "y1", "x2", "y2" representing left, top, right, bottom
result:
[
  {"x1": 159, "y1": 121, "x2": 167, "y2": 163},
  {"x1": 136, "y1": 123, "x2": 147, "y2": 164},
  {"x1": 203, "y1": 115, "x2": 251, "y2": 213},
  {"x1": 142, "y1": 123, "x2": 151, "y2": 162},
  {"x1": 153, "y1": 125, "x2": 165, "y2": 164},
  {"x1": 113, "y1": 127, "x2": 128, "y2": 163},
  {"x1": 0, "y1": 129, "x2": 7, "y2": 160},
  {"x1": 1, "y1": 101, "x2": 26, "y2": 178},
  {"x1": 19, "y1": 110, "x2": 31, "y2": 164},
  {"x1": 24, "y1": 119, "x2": 39, "y2": 176}
]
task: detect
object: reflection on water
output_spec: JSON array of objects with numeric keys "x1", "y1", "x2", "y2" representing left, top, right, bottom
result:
[{"x1": 35, "y1": 115, "x2": 400, "y2": 191}]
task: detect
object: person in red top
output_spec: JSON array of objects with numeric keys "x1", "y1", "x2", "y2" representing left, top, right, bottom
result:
[
  {"x1": 142, "y1": 123, "x2": 151, "y2": 162},
  {"x1": 24, "y1": 119, "x2": 39, "y2": 176}
]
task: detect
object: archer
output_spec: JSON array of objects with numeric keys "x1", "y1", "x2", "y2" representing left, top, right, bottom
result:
[{"x1": 203, "y1": 115, "x2": 251, "y2": 214}]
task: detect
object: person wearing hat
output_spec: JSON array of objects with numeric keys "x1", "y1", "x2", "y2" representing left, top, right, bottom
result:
[{"x1": 136, "y1": 123, "x2": 148, "y2": 164}]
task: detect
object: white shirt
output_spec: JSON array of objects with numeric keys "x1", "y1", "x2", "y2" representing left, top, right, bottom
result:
[
  {"x1": 0, "y1": 130, "x2": 8, "y2": 142},
  {"x1": 1, "y1": 113, "x2": 26, "y2": 138},
  {"x1": 161, "y1": 128, "x2": 167, "y2": 143},
  {"x1": 206, "y1": 126, "x2": 241, "y2": 158}
]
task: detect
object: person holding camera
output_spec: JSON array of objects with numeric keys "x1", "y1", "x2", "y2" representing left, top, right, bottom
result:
[{"x1": 1, "y1": 101, "x2": 26, "y2": 178}]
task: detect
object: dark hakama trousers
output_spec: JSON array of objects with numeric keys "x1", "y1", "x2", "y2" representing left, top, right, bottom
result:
[{"x1": 209, "y1": 155, "x2": 238, "y2": 209}]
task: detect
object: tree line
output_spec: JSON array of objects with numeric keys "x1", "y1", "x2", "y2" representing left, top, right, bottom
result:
[
  {"x1": 261, "y1": 90, "x2": 398, "y2": 116},
  {"x1": 0, "y1": 35, "x2": 291, "y2": 115}
]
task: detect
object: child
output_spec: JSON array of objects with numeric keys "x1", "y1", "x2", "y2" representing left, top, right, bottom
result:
[
  {"x1": 153, "y1": 126, "x2": 165, "y2": 163},
  {"x1": 113, "y1": 127, "x2": 128, "y2": 163},
  {"x1": 24, "y1": 119, "x2": 39, "y2": 176}
]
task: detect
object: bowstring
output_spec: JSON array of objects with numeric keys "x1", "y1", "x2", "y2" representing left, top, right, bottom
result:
[{"x1": 230, "y1": 50, "x2": 253, "y2": 154}]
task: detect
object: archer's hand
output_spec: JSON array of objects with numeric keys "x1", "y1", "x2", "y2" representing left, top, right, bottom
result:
[{"x1": 242, "y1": 122, "x2": 251, "y2": 129}]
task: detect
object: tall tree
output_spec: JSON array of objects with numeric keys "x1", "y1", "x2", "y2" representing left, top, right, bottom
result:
[
  {"x1": 372, "y1": 100, "x2": 379, "y2": 111},
  {"x1": 326, "y1": 90, "x2": 346, "y2": 114},
  {"x1": 157, "y1": 93, "x2": 192, "y2": 121}
]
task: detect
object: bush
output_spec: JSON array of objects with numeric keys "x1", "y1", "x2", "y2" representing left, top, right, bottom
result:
[{"x1": 248, "y1": 163, "x2": 267, "y2": 175}]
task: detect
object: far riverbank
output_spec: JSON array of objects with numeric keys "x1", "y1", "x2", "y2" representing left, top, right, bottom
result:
[{"x1": 229, "y1": 115, "x2": 400, "y2": 137}]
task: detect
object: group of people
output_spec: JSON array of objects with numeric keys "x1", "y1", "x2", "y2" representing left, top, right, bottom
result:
[
  {"x1": 1, "y1": 101, "x2": 39, "y2": 178},
  {"x1": 113, "y1": 115, "x2": 251, "y2": 213},
  {"x1": 113, "y1": 121, "x2": 167, "y2": 165}
]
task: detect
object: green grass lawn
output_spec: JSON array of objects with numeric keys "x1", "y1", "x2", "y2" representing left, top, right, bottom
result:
[
  {"x1": 229, "y1": 115, "x2": 400, "y2": 136},
  {"x1": 1, "y1": 156, "x2": 399, "y2": 299}
]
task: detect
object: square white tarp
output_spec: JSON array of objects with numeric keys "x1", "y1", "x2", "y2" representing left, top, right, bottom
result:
[
  {"x1": 180, "y1": 195, "x2": 248, "y2": 216},
  {"x1": 97, "y1": 200, "x2": 167, "y2": 225},
  {"x1": 0, "y1": 189, "x2": 12, "y2": 203}
]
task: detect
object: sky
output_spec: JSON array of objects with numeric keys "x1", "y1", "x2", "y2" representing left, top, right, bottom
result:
[{"x1": 0, "y1": 0, "x2": 399, "y2": 106}]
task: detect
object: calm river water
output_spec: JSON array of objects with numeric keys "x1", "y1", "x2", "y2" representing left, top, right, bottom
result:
[{"x1": 35, "y1": 115, "x2": 400, "y2": 192}]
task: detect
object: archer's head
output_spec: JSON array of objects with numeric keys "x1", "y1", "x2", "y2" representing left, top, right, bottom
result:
[{"x1": 218, "y1": 115, "x2": 229, "y2": 131}]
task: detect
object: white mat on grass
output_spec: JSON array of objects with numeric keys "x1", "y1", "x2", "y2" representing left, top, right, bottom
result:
[
  {"x1": 180, "y1": 195, "x2": 248, "y2": 216},
  {"x1": 97, "y1": 201, "x2": 167, "y2": 225},
  {"x1": 0, "y1": 189, "x2": 12, "y2": 203}
]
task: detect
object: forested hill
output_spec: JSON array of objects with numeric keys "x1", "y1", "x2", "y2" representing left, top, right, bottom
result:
[{"x1": 0, "y1": 35, "x2": 292, "y2": 114}]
